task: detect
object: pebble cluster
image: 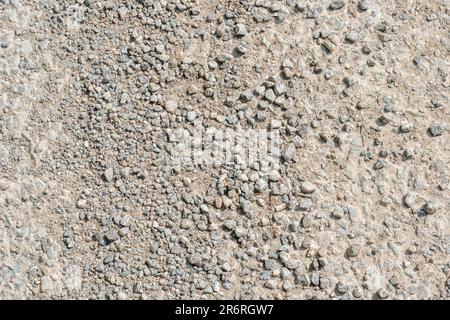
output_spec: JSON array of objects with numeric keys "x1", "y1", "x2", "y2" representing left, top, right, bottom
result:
[{"x1": 0, "y1": 0, "x2": 449, "y2": 299}]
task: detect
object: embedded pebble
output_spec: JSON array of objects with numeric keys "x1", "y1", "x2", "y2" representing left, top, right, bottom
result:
[
  {"x1": 329, "y1": 1, "x2": 346, "y2": 10},
  {"x1": 345, "y1": 31, "x2": 359, "y2": 44},
  {"x1": 424, "y1": 201, "x2": 438, "y2": 215},
  {"x1": 300, "y1": 181, "x2": 316, "y2": 194},
  {"x1": 428, "y1": 125, "x2": 444, "y2": 137}
]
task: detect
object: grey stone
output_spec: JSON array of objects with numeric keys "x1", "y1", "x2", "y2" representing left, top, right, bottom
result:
[
  {"x1": 346, "y1": 31, "x2": 359, "y2": 43},
  {"x1": 329, "y1": 0, "x2": 345, "y2": 10},
  {"x1": 428, "y1": 125, "x2": 444, "y2": 137},
  {"x1": 104, "y1": 167, "x2": 114, "y2": 182},
  {"x1": 234, "y1": 23, "x2": 247, "y2": 37}
]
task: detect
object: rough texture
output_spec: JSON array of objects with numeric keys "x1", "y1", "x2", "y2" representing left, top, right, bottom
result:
[{"x1": 0, "y1": 0, "x2": 449, "y2": 300}]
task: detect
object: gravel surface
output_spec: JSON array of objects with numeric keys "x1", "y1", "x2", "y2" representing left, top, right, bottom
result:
[{"x1": 0, "y1": 0, "x2": 449, "y2": 300}]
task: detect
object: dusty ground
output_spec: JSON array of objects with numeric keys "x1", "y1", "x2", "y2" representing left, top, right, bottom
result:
[{"x1": 0, "y1": 0, "x2": 449, "y2": 300}]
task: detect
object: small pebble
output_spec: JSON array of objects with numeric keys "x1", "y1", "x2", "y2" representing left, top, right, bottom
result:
[
  {"x1": 300, "y1": 181, "x2": 316, "y2": 194},
  {"x1": 329, "y1": 0, "x2": 345, "y2": 10},
  {"x1": 234, "y1": 23, "x2": 247, "y2": 37},
  {"x1": 345, "y1": 31, "x2": 359, "y2": 43},
  {"x1": 428, "y1": 125, "x2": 444, "y2": 137},
  {"x1": 424, "y1": 201, "x2": 438, "y2": 215}
]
